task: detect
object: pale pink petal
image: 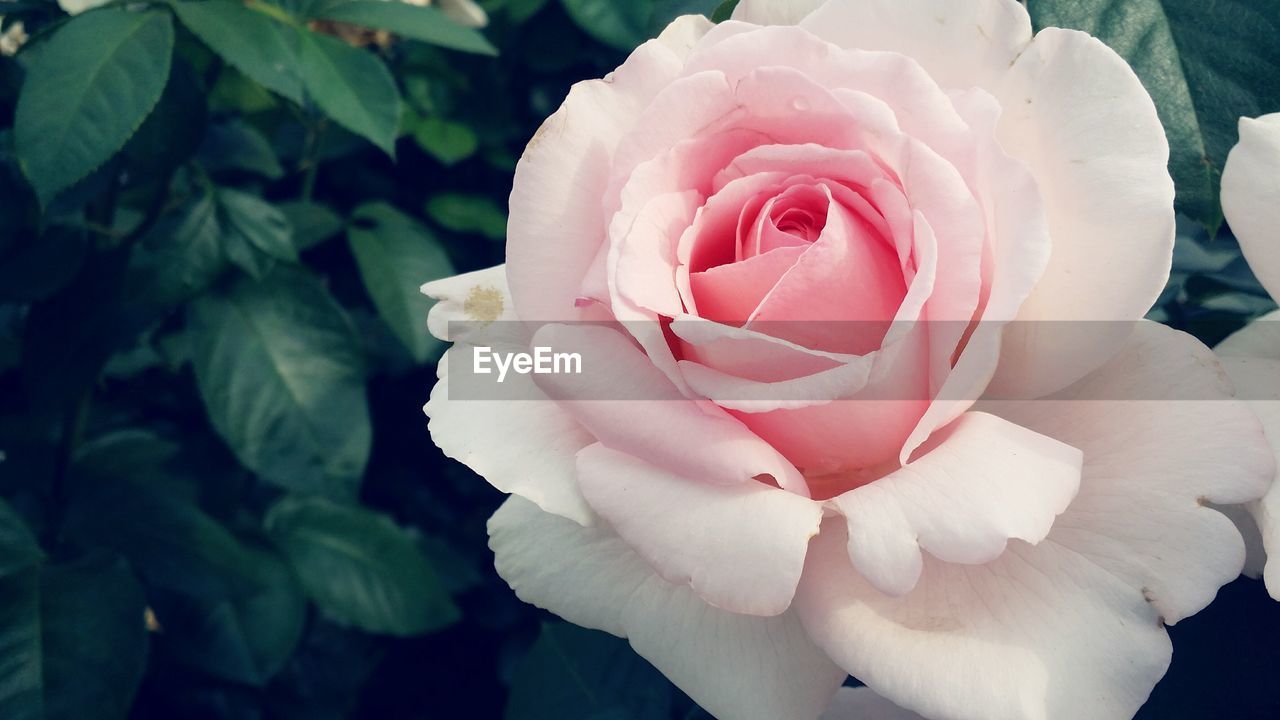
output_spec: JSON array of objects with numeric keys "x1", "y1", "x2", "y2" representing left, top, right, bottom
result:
[
  {"x1": 577, "y1": 443, "x2": 824, "y2": 615},
  {"x1": 987, "y1": 28, "x2": 1175, "y2": 398},
  {"x1": 798, "y1": 0, "x2": 1033, "y2": 93},
  {"x1": 489, "y1": 497, "x2": 846, "y2": 720},
  {"x1": 1222, "y1": 114, "x2": 1280, "y2": 302},
  {"x1": 822, "y1": 687, "x2": 925, "y2": 720},
  {"x1": 898, "y1": 88, "x2": 1052, "y2": 460},
  {"x1": 1219, "y1": 355, "x2": 1280, "y2": 600},
  {"x1": 982, "y1": 322, "x2": 1273, "y2": 622},
  {"x1": 831, "y1": 411, "x2": 1081, "y2": 596},
  {"x1": 731, "y1": 0, "x2": 825, "y2": 26},
  {"x1": 425, "y1": 353, "x2": 594, "y2": 525},
  {"x1": 611, "y1": 190, "x2": 702, "y2": 317},
  {"x1": 797, "y1": 519, "x2": 1172, "y2": 720},
  {"x1": 671, "y1": 314, "x2": 848, "y2": 384},
  {"x1": 796, "y1": 323, "x2": 1271, "y2": 720},
  {"x1": 530, "y1": 323, "x2": 808, "y2": 493},
  {"x1": 506, "y1": 28, "x2": 696, "y2": 321}
]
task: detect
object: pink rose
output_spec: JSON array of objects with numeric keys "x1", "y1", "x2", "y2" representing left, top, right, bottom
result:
[
  {"x1": 1217, "y1": 113, "x2": 1280, "y2": 600},
  {"x1": 423, "y1": 1, "x2": 1275, "y2": 718}
]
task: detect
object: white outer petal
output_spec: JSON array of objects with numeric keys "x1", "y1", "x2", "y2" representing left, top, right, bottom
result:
[
  {"x1": 577, "y1": 443, "x2": 823, "y2": 616},
  {"x1": 987, "y1": 28, "x2": 1175, "y2": 398},
  {"x1": 795, "y1": 323, "x2": 1272, "y2": 720},
  {"x1": 506, "y1": 17, "x2": 711, "y2": 321},
  {"x1": 1219, "y1": 355, "x2": 1280, "y2": 600},
  {"x1": 821, "y1": 686, "x2": 929, "y2": 720},
  {"x1": 831, "y1": 411, "x2": 1081, "y2": 597},
  {"x1": 1222, "y1": 113, "x2": 1280, "y2": 303},
  {"x1": 797, "y1": 521, "x2": 1172, "y2": 720},
  {"x1": 489, "y1": 497, "x2": 846, "y2": 720},
  {"x1": 424, "y1": 353, "x2": 595, "y2": 525},
  {"x1": 731, "y1": 0, "x2": 826, "y2": 25},
  {"x1": 984, "y1": 323, "x2": 1273, "y2": 623},
  {"x1": 421, "y1": 265, "x2": 518, "y2": 342},
  {"x1": 798, "y1": 0, "x2": 1033, "y2": 93}
]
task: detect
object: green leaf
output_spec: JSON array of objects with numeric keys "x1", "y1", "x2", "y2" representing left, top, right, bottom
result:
[
  {"x1": 347, "y1": 203, "x2": 454, "y2": 363},
  {"x1": 426, "y1": 193, "x2": 508, "y2": 240},
  {"x1": 14, "y1": 8, "x2": 175, "y2": 205},
  {"x1": 1027, "y1": 0, "x2": 1280, "y2": 234},
  {"x1": 710, "y1": 0, "x2": 739, "y2": 22},
  {"x1": 62, "y1": 439, "x2": 305, "y2": 685},
  {"x1": 265, "y1": 496, "x2": 459, "y2": 636},
  {"x1": 150, "y1": 547, "x2": 305, "y2": 686},
  {"x1": 504, "y1": 623, "x2": 673, "y2": 720},
  {"x1": 200, "y1": 120, "x2": 286, "y2": 179},
  {"x1": 122, "y1": 58, "x2": 209, "y2": 181},
  {"x1": 0, "y1": 555, "x2": 148, "y2": 720},
  {"x1": 135, "y1": 191, "x2": 228, "y2": 305},
  {"x1": 216, "y1": 188, "x2": 298, "y2": 279},
  {"x1": 318, "y1": 1, "x2": 498, "y2": 56},
  {"x1": 298, "y1": 29, "x2": 401, "y2": 157},
  {"x1": 409, "y1": 114, "x2": 478, "y2": 166},
  {"x1": 279, "y1": 200, "x2": 344, "y2": 250},
  {"x1": 560, "y1": 0, "x2": 651, "y2": 50},
  {"x1": 188, "y1": 266, "x2": 371, "y2": 499},
  {"x1": 171, "y1": 0, "x2": 304, "y2": 103},
  {"x1": 652, "y1": 0, "x2": 721, "y2": 30},
  {"x1": 507, "y1": 0, "x2": 553, "y2": 24}
]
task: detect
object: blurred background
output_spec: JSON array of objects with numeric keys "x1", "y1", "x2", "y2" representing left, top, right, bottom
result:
[{"x1": 0, "y1": 0, "x2": 1277, "y2": 718}]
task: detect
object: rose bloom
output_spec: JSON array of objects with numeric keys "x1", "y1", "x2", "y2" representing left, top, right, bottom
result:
[
  {"x1": 422, "y1": 1, "x2": 1276, "y2": 719},
  {"x1": 1217, "y1": 113, "x2": 1280, "y2": 601}
]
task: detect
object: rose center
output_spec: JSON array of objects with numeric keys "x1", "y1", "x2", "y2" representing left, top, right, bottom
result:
[{"x1": 684, "y1": 178, "x2": 907, "y2": 355}]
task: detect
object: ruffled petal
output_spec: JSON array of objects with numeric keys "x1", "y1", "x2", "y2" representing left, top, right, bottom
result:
[
  {"x1": 984, "y1": 323, "x2": 1273, "y2": 622},
  {"x1": 797, "y1": 520, "x2": 1172, "y2": 720},
  {"x1": 795, "y1": 323, "x2": 1271, "y2": 720},
  {"x1": 1219, "y1": 355, "x2": 1280, "y2": 600},
  {"x1": 489, "y1": 497, "x2": 846, "y2": 720},
  {"x1": 831, "y1": 411, "x2": 1081, "y2": 596}
]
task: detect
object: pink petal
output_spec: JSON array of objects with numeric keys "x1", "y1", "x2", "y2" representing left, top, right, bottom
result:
[
  {"x1": 691, "y1": 245, "x2": 806, "y2": 324},
  {"x1": 530, "y1": 323, "x2": 807, "y2": 493},
  {"x1": 576, "y1": 443, "x2": 824, "y2": 616}
]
